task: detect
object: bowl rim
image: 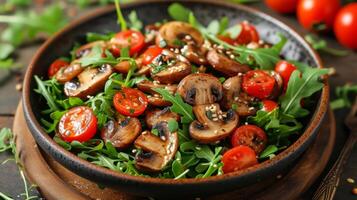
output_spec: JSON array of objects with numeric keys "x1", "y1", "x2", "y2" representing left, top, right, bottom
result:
[{"x1": 22, "y1": 0, "x2": 329, "y2": 185}]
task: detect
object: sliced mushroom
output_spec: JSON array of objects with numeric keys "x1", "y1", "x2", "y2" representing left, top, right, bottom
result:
[
  {"x1": 189, "y1": 103, "x2": 239, "y2": 143},
  {"x1": 151, "y1": 49, "x2": 191, "y2": 84},
  {"x1": 206, "y1": 49, "x2": 251, "y2": 76},
  {"x1": 101, "y1": 118, "x2": 141, "y2": 149},
  {"x1": 113, "y1": 57, "x2": 142, "y2": 74},
  {"x1": 64, "y1": 64, "x2": 113, "y2": 99},
  {"x1": 177, "y1": 73, "x2": 223, "y2": 105},
  {"x1": 269, "y1": 71, "x2": 283, "y2": 100},
  {"x1": 134, "y1": 122, "x2": 178, "y2": 172},
  {"x1": 145, "y1": 107, "x2": 180, "y2": 129},
  {"x1": 145, "y1": 24, "x2": 161, "y2": 44},
  {"x1": 55, "y1": 60, "x2": 83, "y2": 83},
  {"x1": 137, "y1": 80, "x2": 177, "y2": 107},
  {"x1": 155, "y1": 21, "x2": 204, "y2": 48},
  {"x1": 75, "y1": 41, "x2": 106, "y2": 59},
  {"x1": 222, "y1": 75, "x2": 257, "y2": 117},
  {"x1": 181, "y1": 43, "x2": 208, "y2": 65}
]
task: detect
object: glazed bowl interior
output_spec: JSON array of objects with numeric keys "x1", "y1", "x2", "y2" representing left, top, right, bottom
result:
[{"x1": 22, "y1": 0, "x2": 328, "y2": 197}]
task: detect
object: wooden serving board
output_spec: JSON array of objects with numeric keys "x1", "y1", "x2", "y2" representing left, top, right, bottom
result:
[{"x1": 13, "y1": 102, "x2": 336, "y2": 200}]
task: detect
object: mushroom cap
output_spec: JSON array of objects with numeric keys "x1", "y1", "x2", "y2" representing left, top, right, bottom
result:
[
  {"x1": 150, "y1": 49, "x2": 192, "y2": 84},
  {"x1": 222, "y1": 75, "x2": 257, "y2": 117},
  {"x1": 206, "y1": 49, "x2": 251, "y2": 77},
  {"x1": 75, "y1": 41, "x2": 106, "y2": 59},
  {"x1": 268, "y1": 71, "x2": 283, "y2": 100},
  {"x1": 145, "y1": 107, "x2": 180, "y2": 129},
  {"x1": 55, "y1": 61, "x2": 84, "y2": 83},
  {"x1": 101, "y1": 117, "x2": 141, "y2": 149},
  {"x1": 189, "y1": 103, "x2": 239, "y2": 143},
  {"x1": 155, "y1": 21, "x2": 204, "y2": 48},
  {"x1": 177, "y1": 73, "x2": 223, "y2": 105},
  {"x1": 64, "y1": 64, "x2": 113, "y2": 99},
  {"x1": 134, "y1": 122, "x2": 178, "y2": 172}
]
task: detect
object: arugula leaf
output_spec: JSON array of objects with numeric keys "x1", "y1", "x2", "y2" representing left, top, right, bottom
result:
[
  {"x1": 330, "y1": 84, "x2": 357, "y2": 110},
  {"x1": 305, "y1": 34, "x2": 348, "y2": 57},
  {"x1": 207, "y1": 20, "x2": 220, "y2": 35},
  {"x1": 34, "y1": 76, "x2": 60, "y2": 112},
  {"x1": 0, "y1": 58, "x2": 16, "y2": 70},
  {"x1": 86, "y1": 32, "x2": 114, "y2": 42},
  {"x1": 259, "y1": 145, "x2": 278, "y2": 159},
  {"x1": 168, "y1": 3, "x2": 191, "y2": 22},
  {"x1": 194, "y1": 145, "x2": 223, "y2": 178},
  {"x1": 280, "y1": 66, "x2": 329, "y2": 117},
  {"x1": 153, "y1": 88, "x2": 195, "y2": 123},
  {"x1": 79, "y1": 46, "x2": 118, "y2": 67},
  {"x1": 222, "y1": 24, "x2": 242, "y2": 39},
  {"x1": 168, "y1": 119, "x2": 179, "y2": 132},
  {"x1": 128, "y1": 11, "x2": 142, "y2": 31},
  {"x1": 0, "y1": 43, "x2": 14, "y2": 60},
  {"x1": 86, "y1": 92, "x2": 115, "y2": 128},
  {"x1": 114, "y1": 0, "x2": 127, "y2": 31},
  {"x1": 0, "y1": 128, "x2": 14, "y2": 153}
]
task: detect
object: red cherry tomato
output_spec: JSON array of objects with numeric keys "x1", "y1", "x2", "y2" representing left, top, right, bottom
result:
[
  {"x1": 334, "y1": 3, "x2": 357, "y2": 49},
  {"x1": 265, "y1": 0, "x2": 298, "y2": 14},
  {"x1": 48, "y1": 59, "x2": 69, "y2": 77},
  {"x1": 141, "y1": 46, "x2": 163, "y2": 65},
  {"x1": 58, "y1": 106, "x2": 97, "y2": 142},
  {"x1": 236, "y1": 22, "x2": 260, "y2": 45},
  {"x1": 274, "y1": 61, "x2": 297, "y2": 90},
  {"x1": 113, "y1": 88, "x2": 148, "y2": 117},
  {"x1": 261, "y1": 100, "x2": 278, "y2": 112},
  {"x1": 242, "y1": 70, "x2": 276, "y2": 100},
  {"x1": 110, "y1": 30, "x2": 145, "y2": 56},
  {"x1": 222, "y1": 146, "x2": 258, "y2": 173},
  {"x1": 218, "y1": 35, "x2": 236, "y2": 45},
  {"x1": 231, "y1": 125, "x2": 268, "y2": 154},
  {"x1": 297, "y1": 0, "x2": 341, "y2": 31}
]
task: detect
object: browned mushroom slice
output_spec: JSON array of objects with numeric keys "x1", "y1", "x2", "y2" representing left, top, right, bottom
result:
[
  {"x1": 137, "y1": 80, "x2": 177, "y2": 107},
  {"x1": 145, "y1": 107, "x2": 180, "y2": 129},
  {"x1": 145, "y1": 24, "x2": 161, "y2": 44},
  {"x1": 134, "y1": 122, "x2": 178, "y2": 172},
  {"x1": 177, "y1": 73, "x2": 223, "y2": 105},
  {"x1": 189, "y1": 103, "x2": 239, "y2": 143},
  {"x1": 155, "y1": 21, "x2": 204, "y2": 48},
  {"x1": 137, "y1": 80, "x2": 177, "y2": 94},
  {"x1": 55, "y1": 61, "x2": 83, "y2": 83},
  {"x1": 147, "y1": 95, "x2": 172, "y2": 107},
  {"x1": 269, "y1": 71, "x2": 283, "y2": 100},
  {"x1": 64, "y1": 64, "x2": 113, "y2": 99},
  {"x1": 206, "y1": 49, "x2": 251, "y2": 76},
  {"x1": 151, "y1": 49, "x2": 191, "y2": 84},
  {"x1": 75, "y1": 41, "x2": 106, "y2": 59},
  {"x1": 181, "y1": 43, "x2": 208, "y2": 65},
  {"x1": 222, "y1": 75, "x2": 257, "y2": 117},
  {"x1": 113, "y1": 57, "x2": 142, "y2": 74},
  {"x1": 101, "y1": 118, "x2": 141, "y2": 149}
]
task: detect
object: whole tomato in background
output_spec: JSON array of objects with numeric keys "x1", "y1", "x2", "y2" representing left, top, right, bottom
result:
[
  {"x1": 265, "y1": 0, "x2": 298, "y2": 14},
  {"x1": 334, "y1": 3, "x2": 357, "y2": 49},
  {"x1": 297, "y1": 0, "x2": 341, "y2": 31}
]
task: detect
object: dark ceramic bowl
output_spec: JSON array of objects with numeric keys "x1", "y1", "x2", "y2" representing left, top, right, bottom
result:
[{"x1": 23, "y1": 0, "x2": 329, "y2": 197}]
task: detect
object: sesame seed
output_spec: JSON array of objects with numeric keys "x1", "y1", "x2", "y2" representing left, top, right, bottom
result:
[
  {"x1": 347, "y1": 178, "x2": 355, "y2": 184},
  {"x1": 276, "y1": 174, "x2": 282, "y2": 179}
]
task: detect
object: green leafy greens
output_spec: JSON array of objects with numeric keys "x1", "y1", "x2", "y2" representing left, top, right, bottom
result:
[{"x1": 330, "y1": 84, "x2": 357, "y2": 110}]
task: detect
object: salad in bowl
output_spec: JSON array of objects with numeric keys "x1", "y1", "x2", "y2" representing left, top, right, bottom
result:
[{"x1": 32, "y1": 2, "x2": 329, "y2": 180}]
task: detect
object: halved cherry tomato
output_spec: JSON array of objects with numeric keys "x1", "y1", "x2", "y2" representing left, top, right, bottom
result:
[
  {"x1": 334, "y1": 3, "x2": 357, "y2": 49},
  {"x1": 141, "y1": 46, "x2": 163, "y2": 65},
  {"x1": 242, "y1": 70, "x2": 276, "y2": 100},
  {"x1": 261, "y1": 100, "x2": 278, "y2": 112},
  {"x1": 265, "y1": 0, "x2": 298, "y2": 14},
  {"x1": 48, "y1": 59, "x2": 69, "y2": 77},
  {"x1": 218, "y1": 35, "x2": 236, "y2": 45},
  {"x1": 58, "y1": 106, "x2": 97, "y2": 142},
  {"x1": 222, "y1": 146, "x2": 258, "y2": 173},
  {"x1": 297, "y1": 0, "x2": 341, "y2": 31},
  {"x1": 109, "y1": 30, "x2": 145, "y2": 56},
  {"x1": 113, "y1": 88, "x2": 148, "y2": 117},
  {"x1": 236, "y1": 22, "x2": 260, "y2": 45},
  {"x1": 231, "y1": 125, "x2": 268, "y2": 154},
  {"x1": 274, "y1": 61, "x2": 297, "y2": 90}
]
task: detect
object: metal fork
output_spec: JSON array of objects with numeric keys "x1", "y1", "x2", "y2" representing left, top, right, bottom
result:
[{"x1": 312, "y1": 97, "x2": 357, "y2": 200}]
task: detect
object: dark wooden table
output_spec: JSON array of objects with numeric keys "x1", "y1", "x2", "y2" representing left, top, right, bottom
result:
[{"x1": 1, "y1": 1, "x2": 357, "y2": 199}]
